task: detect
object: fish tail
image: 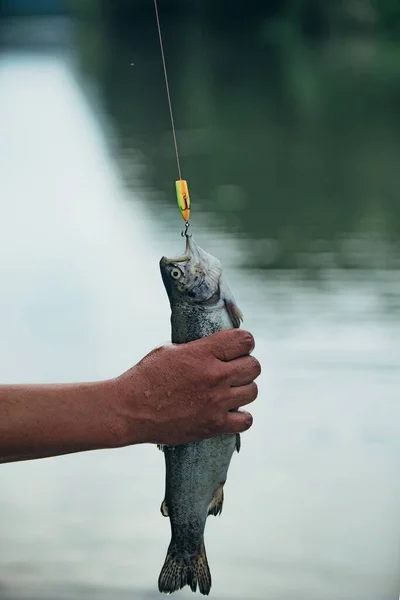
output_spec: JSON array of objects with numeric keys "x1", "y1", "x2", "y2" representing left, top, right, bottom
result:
[{"x1": 158, "y1": 540, "x2": 211, "y2": 596}]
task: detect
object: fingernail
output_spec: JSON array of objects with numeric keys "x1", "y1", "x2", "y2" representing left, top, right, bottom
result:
[{"x1": 244, "y1": 331, "x2": 255, "y2": 352}]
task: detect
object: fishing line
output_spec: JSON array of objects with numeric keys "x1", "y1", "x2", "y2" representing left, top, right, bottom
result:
[
  {"x1": 153, "y1": 0, "x2": 191, "y2": 232},
  {"x1": 153, "y1": 0, "x2": 181, "y2": 181}
]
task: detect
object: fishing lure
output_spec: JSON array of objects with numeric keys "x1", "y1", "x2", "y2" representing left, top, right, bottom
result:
[{"x1": 175, "y1": 179, "x2": 190, "y2": 223}]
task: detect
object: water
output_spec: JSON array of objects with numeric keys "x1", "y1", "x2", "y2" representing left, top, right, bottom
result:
[{"x1": 0, "y1": 14, "x2": 400, "y2": 600}]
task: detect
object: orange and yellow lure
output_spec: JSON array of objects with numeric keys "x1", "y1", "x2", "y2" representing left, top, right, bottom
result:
[{"x1": 175, "y1": 179, "x2": 191, "y2": 224}]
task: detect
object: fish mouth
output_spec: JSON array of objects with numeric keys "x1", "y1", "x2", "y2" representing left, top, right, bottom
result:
[
  {"x1": 159, "y1": 254, "x2": 190, "y2": 267},
  {"x1": 160, "y1": 236, "x2": 198, "y2": 266}
]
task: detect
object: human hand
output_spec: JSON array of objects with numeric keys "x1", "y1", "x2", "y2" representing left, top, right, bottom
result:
[{"x1": 113, "y1": 329, "x2": 261, "y2": 446}]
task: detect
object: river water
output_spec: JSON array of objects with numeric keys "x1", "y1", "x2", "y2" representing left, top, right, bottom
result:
[{"x1": 0, "y1": 15, "x2": 399, "y2": 600}]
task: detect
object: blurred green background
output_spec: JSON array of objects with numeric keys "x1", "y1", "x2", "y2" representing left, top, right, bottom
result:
[
  {"x1": 3, "y1": 0, "x2": 400, "y2": 272},
  {"x1": 71, "y1": 0, "x2": 400, "y2": 273}
]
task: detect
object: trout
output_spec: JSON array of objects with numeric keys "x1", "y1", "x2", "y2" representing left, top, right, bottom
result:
[{"x1": 158, "y1": 236, "x2": 243, "y2": 596}]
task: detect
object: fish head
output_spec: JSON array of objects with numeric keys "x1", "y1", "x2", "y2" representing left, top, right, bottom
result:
[{"x1": 159, "y1": 236, "x2": 222, "y2": 306}]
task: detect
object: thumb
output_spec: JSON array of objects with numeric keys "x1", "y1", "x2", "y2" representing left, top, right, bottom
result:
[{"x1": 200, "y1": 329, "x2": 255, "y2": 362}]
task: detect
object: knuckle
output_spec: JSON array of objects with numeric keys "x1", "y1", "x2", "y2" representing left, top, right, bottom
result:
[
  {"x1": 228, "y1": 327, "x2": 247, "y2": 344},
  {"x1": 218, "y1": 347, "x2": 229, "y2": 362},
  {"x1": 208, "y1": 365, "x2": 225, "y2": 387},
  {"x1": 196, "y1": 335, "x2": 215, "y2": 353},
  {"x1": 216, "y1": 389, "x2": 228, "y2": 408},
  {"x1": 216, "y1": 340, "x2": 230, "y2": 362},
  {"x1": 220, "y1": 328, "x2": 236, "y2": 340},
  {"x1": 203, "y1": 330, "x2": 226, "y2": 353},
  {"x1": 207, "y1": 388, "x2": 221, "y2": 409},
  {"x1": 213, "y1": 411, "x2": 226, "y2": 429}
]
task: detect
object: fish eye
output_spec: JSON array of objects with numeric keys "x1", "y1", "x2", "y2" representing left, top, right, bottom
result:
[{"x1": 170, "y1": 268, "x2": 181, "y2": 280}]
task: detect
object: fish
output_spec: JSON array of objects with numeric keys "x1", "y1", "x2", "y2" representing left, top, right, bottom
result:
[{"x1": 158, "y1": 235, "x2": 243, "y2": 596}]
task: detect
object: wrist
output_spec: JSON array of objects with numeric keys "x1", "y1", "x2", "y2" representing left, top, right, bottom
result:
[
  {"x1": 94, "y1": 377, "x2": 130, "y2": 449},
  {"x1": 110, "y1": 369, "x2": 156, "y2": 448}
]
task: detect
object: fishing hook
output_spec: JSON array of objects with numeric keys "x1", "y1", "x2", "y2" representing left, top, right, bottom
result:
[{"x1": 181, "y1": 221, "x2": 191, "y2": 238}]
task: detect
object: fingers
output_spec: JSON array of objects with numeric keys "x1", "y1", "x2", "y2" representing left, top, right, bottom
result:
[
  {"x1": 224, "y1": 355, "x2": 261, "y2": 387},
  {"x1": 224, "y1": 410, "x2": 253, "y2": 434},
  {"x1": 228, "y1": 382, "x2": 258, "y2": 410},
  {"x1": 204, "y1": 329, "x2": 255, "y2": 362}
]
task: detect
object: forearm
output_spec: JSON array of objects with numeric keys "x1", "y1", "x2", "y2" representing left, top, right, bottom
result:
[
  {"x1": 0, "y1": 379, "x2": 123, "y2": 463},
  {"x1": 0, "y1": 330, "x2": 260, "y2": 462}
]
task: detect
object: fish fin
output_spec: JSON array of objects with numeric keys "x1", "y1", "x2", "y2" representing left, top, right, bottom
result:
[
  {"x1": 158, "y1": 541, "x2": 211, "y2": 596},
  {"x1": 160, "y1": 499, "x2": 169, "y2": 517},
  {"x1": 224, "y1": 299, "x2": 243, "y2": 329},
  {"x1": 219, "y1": 273, "x2": 243, "y2": 328},
  {"x1": 208, "y1": 485, "x2": 224, "y2": 517},
  {"x1": 236, "y1": 433, "x2": 241, "y2": 453}
]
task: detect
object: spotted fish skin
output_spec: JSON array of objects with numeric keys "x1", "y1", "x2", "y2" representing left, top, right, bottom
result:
[{"x1": 158, "y1": 236, "x2": 242, "y2": 596}]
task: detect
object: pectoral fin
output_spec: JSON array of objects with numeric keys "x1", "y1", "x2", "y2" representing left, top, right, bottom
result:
[
  {"x1": 236, "y1": 433, "x2": 241, "y2": 453},
  {"x1": 208, "y1": 484, "x2": 224, "y2": 517},
  {"x1": 220, "y1": 274, "x2": 243, "y2": 328},
  {"x1": 160, "y1": 499, "x2": 169, "y2": 517}
]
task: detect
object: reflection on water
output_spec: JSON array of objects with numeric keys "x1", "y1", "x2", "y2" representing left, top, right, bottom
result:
[
  {"x1": 0, "y1": 13, "x2": 400, "y2": 600},
  {"x1": 75, "y1": 15, "x2": 400, "y2": 274}
]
